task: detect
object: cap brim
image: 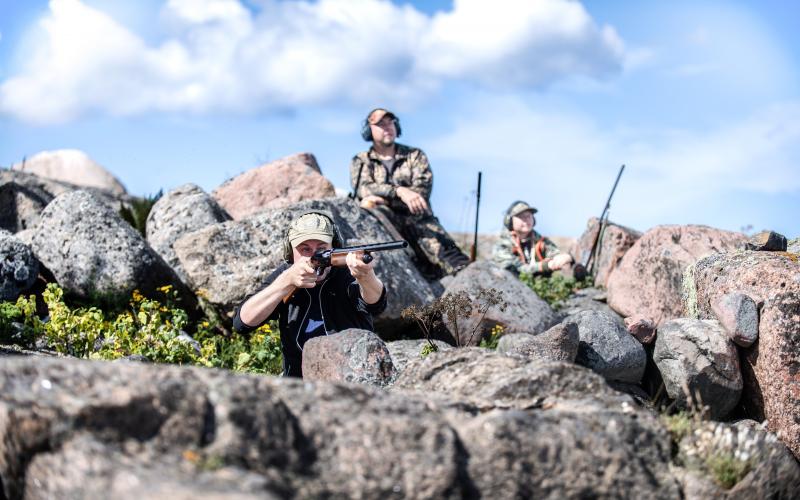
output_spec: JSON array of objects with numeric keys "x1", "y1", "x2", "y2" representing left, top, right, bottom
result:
[
  {"x1": 290, "y1": 233, "x2": 334, "y2": 248},
  {"x1": 511, "y1": 207, "x2": 537, "y2": 218},
  {"x1": 368, "y1": 109, "x2": 391, "y2": 124}
]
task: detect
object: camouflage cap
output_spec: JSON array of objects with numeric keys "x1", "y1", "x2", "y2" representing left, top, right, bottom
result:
[
  {"x1": 508, "y1": 201, "x2": 538, "y2": 218},
  {"x1": 288, "y1": 213, "x2": 334, "y2": 248}
]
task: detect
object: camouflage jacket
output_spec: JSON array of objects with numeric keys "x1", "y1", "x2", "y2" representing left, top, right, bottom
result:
[
  {"x1": 349, "y1": 143, "x2": 433, "y2": 213},
  {"x1": 491, "y1": 229, "x2": 562, "y2": 275}
]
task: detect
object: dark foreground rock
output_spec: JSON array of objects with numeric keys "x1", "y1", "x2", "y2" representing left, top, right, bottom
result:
[
  {"x1": 0, "y1": 357, "x2": 465, "y2": 499},
  {"x1": 5, "y1": 351, "x2": 798, "y2": 498}
]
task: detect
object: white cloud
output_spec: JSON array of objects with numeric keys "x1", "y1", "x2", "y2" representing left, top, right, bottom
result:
[
  {"x1": 0, "y1": 0, "x2": 625, "y2": 124},
  {"x1": 427, "y1": 97, "x2": 800, "y2": 235}
]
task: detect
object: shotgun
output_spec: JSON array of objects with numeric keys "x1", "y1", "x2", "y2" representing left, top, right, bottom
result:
[
  {"x1": 283, "y1": 240, "x2": 408, "y2": 302},
  {"x1": 582, "y1": 164, "x2": 625, "y2": 274}
]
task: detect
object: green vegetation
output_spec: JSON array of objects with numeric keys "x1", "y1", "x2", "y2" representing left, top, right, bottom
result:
[
  {"x1": 660, "y1": 411, "x2": 754, "y2": 490},
  {"x1": 661, "y1": 411, "x2": 695, "y2": 445},
  {"x1": 479, "y1": 324, "x2": 505, "y2": 350},
  {"x1": 706, "y1": 452, "x2": 753, "y2": 489},
  {"x1": 519, "y1": 272, "x2": 588, "y2": 309},
  {"x1": 119, "y1": 190, "x2": 163, "y2": 237},
  {"x1": 419, "y1": 342, "x2": 438, "y2": 358},
  {"x1": 0, "y1": 283, "x2": 282, "y2": 375}
]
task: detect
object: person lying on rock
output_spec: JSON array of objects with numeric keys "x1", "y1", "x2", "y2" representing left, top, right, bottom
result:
[
  {"x1": 492, "y1": 200, "x2": 575, "y2": 277},
  {"x1": 349, "y1": 107, "x2": 470, "y2": 280},
  {"x1": 233, "y1": 210, "x2": 387, "y2": 378}
]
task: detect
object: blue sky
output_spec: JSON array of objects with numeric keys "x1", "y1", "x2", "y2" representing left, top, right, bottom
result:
[{"x1": 0, "y1": 0, "x2": 798, "y2": 239}]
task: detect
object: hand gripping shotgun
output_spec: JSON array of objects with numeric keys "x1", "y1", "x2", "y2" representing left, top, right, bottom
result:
[{"x1": 283, "y1": 240, "x2": 408, "y2": 303}]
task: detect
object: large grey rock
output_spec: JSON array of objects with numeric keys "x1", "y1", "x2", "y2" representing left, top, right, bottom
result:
[
  {"x1": 607, "y1": 225, "x2": 745, "y2": 325},
  {"x1": 0, "y1": 230, "x2": 39, "y2": 301},
  {"x1": 675, "y1": 420, "x2": 800, "y2": 498},
  {"x1": 495, "y1": 332, "x2": 535, "y2": 354},
  {"x1": 0, "y1": 173, "x2": 53, "y2": 233},
  {"x1": 559, "y1": 286, "x2": 623, "y2": 322},
  {"x1": 654, "y1": 318, "x2": 742, "y2": 419},
  {"x1": 11, "y1": 149, "x2": 127, "y2": 195},
  {"x1": 302, "y1": 329, "x2": 395, "y2": 387},
  {"x1": 563, "y1": 310, "x2": 646, "y2": 384},
  {"x1": 684, "y1": 250, "x2": 800, "y2": 458},
  {"x1": 710, "y1": 292, "x2": 759, "y2": 347},
  {"x1": 212, "y1": 153, "x2": 335, "y2": 220},
  {"x1": 505, "y1": 323, "x2": 580, "y2": 363},
  {"x1": 174, "y1": 198, "x2": 435, "y2": 335},
  {"x1": 146, "y1": 183, "x2": 231, "y2": 283},
  {"x1": 385, "y1": 339, "x2": 453, "y2": 375},
  {"x1": 441, "y1": 261, "x2": 559, "y2": 346},
  {"x1": 393, "y1": 348, "x2": 629, "y2": 411},
  {"x1": 29, "y1": 190, "x2": 187, "y2": 303}
]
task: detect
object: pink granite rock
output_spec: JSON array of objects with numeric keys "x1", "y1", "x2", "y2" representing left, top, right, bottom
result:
[
  {"x1": 606, "y1": 225, "x2": 745, "y2": 326},
  {"x1": 686, "y1": 251, "x2": 800, "y2": 459},
  {"x1": 624, "y1": 315, "x2": 656, "y2": 345},
  {"x1": 212, "y1": 153, "x2": 335, "y2": 219}
]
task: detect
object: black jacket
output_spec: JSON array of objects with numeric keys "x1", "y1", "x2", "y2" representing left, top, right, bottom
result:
[{"x1": 233, "y1": 263, "x2": 387, "y2": 377}]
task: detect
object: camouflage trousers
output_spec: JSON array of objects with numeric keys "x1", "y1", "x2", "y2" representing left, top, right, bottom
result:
[{"x1": 370, "y1": 206, "x2": 469, "y2": 279}]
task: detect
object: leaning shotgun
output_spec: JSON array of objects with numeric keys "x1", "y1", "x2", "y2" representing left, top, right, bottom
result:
[{"x1": 283, "y1": 240, "x2": 408, "y2": 302}]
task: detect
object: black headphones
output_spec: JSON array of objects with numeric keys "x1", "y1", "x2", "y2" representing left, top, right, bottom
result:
[
  {"x1": 361, "y1": 109, "x2": 402, "y2": 142},
  {"x1": 282, "y1": 209, "x2": 345, "y2": 263},
  {"x1": 503, "y1": 200, "x2": 533, "y2": 230}
]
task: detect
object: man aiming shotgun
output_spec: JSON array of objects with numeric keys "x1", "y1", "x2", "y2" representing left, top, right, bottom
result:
[{"x1": 233, "y1": 210, "x2": 399, "y2": 378}]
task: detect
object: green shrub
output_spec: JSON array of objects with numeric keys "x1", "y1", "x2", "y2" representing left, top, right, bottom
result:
[
  {"x1": 706, "y1": 452, "x2": 753, "y2": 489},
  {"x1": 0, "y1": 295, "x2": 43, "y2": 346},
  {"x1": 661, "y1": 411, "x2": 694, "y2": 445},
  {"x1": 0, "y1": 283, "x2": 283, "y2": 375},
  {"x1": 479, "y1": 324, "x2": 505, "y2": 350},
  {"x1": 519, "y1": 272, "x2": 587, "y2": 309},
  {"x1": 119, "y1": 190, "x2": 163, "y2": 237}
]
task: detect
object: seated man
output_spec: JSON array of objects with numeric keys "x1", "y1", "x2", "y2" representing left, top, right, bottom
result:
[
  {"x1": 492, "y1": 200, "x2": 574, "y2": 276},
  {"x1": 233, "y1": 211, "x2": 386, "y2": 378},
  {"x1": 350, "y1": 107, "x2": 470, "y2": 279}
]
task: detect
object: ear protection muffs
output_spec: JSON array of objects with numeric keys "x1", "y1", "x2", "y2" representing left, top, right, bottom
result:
[
  {"x1": 282, "y1": 209, "x2": 345, "y2": 263},
  {"x1": 503, "y1": 200, "x2": 528, "y2": 230},
  {"x1": 360, "y1": 110, "x2": 402, "y2": 142}
]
